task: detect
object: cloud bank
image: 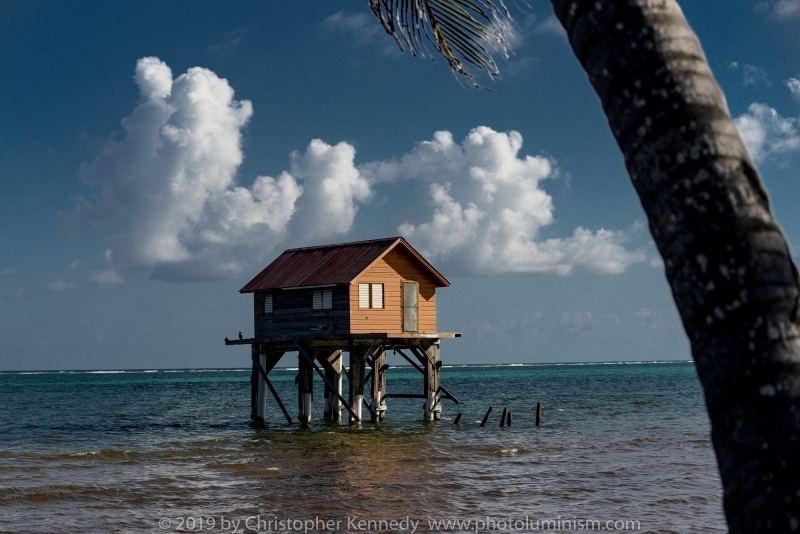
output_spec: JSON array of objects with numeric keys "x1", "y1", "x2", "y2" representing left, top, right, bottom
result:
[
  {"x1": 362, "y1": 128, "x2": 645, "y2": 275},
  {"x1": 735, "y1": 103, "x2": 800, "y2": 164},
  {"x1": 62, "y1": 57, "x2": 645, "y2": 284}
]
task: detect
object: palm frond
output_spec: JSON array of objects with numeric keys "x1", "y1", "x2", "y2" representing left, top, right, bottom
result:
[{"x1": 368, "y1": 0, "x2": 512, "y2": 87}]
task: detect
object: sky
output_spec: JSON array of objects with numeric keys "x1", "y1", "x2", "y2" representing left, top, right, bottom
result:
[{"x1": 0, "y1": 0, "x2": 798, "y2": 370}]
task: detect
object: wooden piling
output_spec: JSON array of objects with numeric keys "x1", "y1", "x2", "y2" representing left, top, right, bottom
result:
[
  {"x1": 371, "y1": 348, "x2": 387, "y2": 422},
  {"x1": 237, "y1": 335, "x2": 459, "y2": 426},
  {"x1": 298, "y1": 353, "x2": 314, "y2": 425},
  {"x1": 349, "y1": 345, "x2": 368, "y2": 424},
  {"x1": 326, "y1": 351, "x2": 343, "y2": 422},
  {"x1": 536, "y1": 402, "x2": 542, "y2": 427},
  {"x1": 256, "y1": 353, "x2": 268, "y2": 424},
  {"x1": 500, "y1": 407, "x2": 508, "y2": 427},
  {"x1": 454, "y1": 413, "x2": 462, "y2": 424},
  {"x1": 423, "y1": 343, "x2": 441, "y2": 421},
  {"x1": 324, "y1": 360, "x2": 334, "y2": 422},
  {"x1": 507, "y1": 411, "x2": 512, "y2": 426},
  {"x1": 480, "y1": 405, "x2": 493, "y2": 427},
  {"x1": 250, "y1": 354, "x2": 258, "y2": 422},
  {"x1": 251, "y1": 349, "x2": 286, "y2": 425}
]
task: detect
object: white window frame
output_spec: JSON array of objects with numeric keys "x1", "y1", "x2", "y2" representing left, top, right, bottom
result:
[{"x1": 358, "y1": 283, "x2": 384, "y2": 309}]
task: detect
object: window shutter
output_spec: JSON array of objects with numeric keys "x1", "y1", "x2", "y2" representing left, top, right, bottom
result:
[
  {"x1": 359, "y1": 283, "x2": 370, "y2": 309},
  {"x1": 322, "y1": 289, "x2": 332, "y2": 310},
  {"x1": 264, "y1": 293, "x2": 273, "y2": 314},
  {"x1": 313, "y1": 289, "x2": 332, "y2": 310},
  {"x1": 371, "y1": 283, "x2": 383, "y2": 309}
]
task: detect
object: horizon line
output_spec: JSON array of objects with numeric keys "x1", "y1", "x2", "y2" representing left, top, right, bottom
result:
[{"x1": 0, "y1": 359, "x2": 694, "y2": 374}]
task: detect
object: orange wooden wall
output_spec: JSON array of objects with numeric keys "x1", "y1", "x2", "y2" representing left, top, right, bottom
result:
[{"x1": 349, "y1": 246, "x2": 438, "y2": 334}]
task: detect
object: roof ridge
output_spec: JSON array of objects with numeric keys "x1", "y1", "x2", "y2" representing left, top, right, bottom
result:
[{"x1": 284, "y1": 236, "x2": 403, "y2": 252}]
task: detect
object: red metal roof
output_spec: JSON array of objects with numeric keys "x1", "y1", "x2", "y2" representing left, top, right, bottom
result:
[{"x1": 240, "y1": 237, "x2": 450, "y2": 293}]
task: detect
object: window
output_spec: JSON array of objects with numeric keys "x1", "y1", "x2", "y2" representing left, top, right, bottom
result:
[
  {"x1": 264, "y1": 293, "x2": 273, "y2": 314},
  {"x1": 371, "y1": 283, "x2": 383, "y2": 309},
  {"x1": 358, "y1": 283, "x2": 384, "y2": 309},
  {"x1": 312, "y1": 289, "x2": 332, "y2": 310}
]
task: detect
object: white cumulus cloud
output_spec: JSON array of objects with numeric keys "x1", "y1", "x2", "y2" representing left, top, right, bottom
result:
[
  {"x1": 735, "y1": 103, "x2": 800, "y2": 164},
  {"x1": 286, "y1": 140, "x2": 371, "y2": 242},
  {"x1": 362, "y1": 127, "x2": 646, "y2": 275},
  {"x1": 61, "y1": 57, "x2": 367, "y2": 282},
  {"x1": 63, "y1": 59, "x2": 644, "y2": 284}
]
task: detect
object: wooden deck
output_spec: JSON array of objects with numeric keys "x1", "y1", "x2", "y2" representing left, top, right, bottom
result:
[{"x1": 225, "y1": 332, "x2": 461, "y2": 350}]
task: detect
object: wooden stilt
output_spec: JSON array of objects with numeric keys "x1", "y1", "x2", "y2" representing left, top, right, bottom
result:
[
  {"x1": 256, "y1": 352, "x2": 267, "y2": 424},
  {"x1": 324, "y1": 360, "x2": 334, "y2": 421},
  {"x1": 536, "y1": 402, "x2": 542, "y2": 427},
  {"x1": 251, "y1": 350, "x2": 285, "y2": 425},
  {"x1": 330, "y1": 351, "x2": 343, "y2": 422},
  {"x1": 298, "y1": 353, "x2": 314, "y2": 426},
  {"x1": 500, "y1": 407, "x2": 508, "y2": 427},
  {"x1": 240, "y1": 335, "x2": 460, "y2": 425},
  {"x1": 371, "y1": 349, "x2": 387, "y2": 422},
  {"x1": 250, "y1": 352, "x2": 258, "y2": 422},
  {"x1": 291, "y1": 338, "x2": 358, "y2": 423},
  {"x1": 322, "y1": 350, "x2": 343, "y2": 422},
  {"x1": 349, "y1": 345, "x2": 368, "y2": 424},
  {"x1": 423, "y1": 343, "x2": 441, "y2": 421},
  {"x1": 253, "y1": 353, "x2": 292, "y2": 424}
]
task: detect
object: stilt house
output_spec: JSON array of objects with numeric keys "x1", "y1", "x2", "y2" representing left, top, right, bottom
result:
[
  {"x1": 226, "y1": 237, "x2": 460, "y2": 425},
  {"x1": 240, "y1": 236, "x2": 449, "y2": 338}
]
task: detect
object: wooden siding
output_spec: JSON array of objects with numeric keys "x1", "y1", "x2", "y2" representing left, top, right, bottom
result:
[
  {"x1": 254, "y1": 286, "x2": 350, "y2": 340},
  {"x1": 350, "y1": 247, "x2": 437, "y2": 333}
]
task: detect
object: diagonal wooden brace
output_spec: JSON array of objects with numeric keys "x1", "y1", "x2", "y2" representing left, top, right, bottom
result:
[
  {"x1": 291, "y1": 337, "x2": 359, "y2": 423},
  {"x1": 437, "y1": 384, "x2": 459, "y2": 404},
  {"x1": 252, "y1": 354, "x2": 292, "y2": 424},
  {"x1": 395, "y1": 348, "x2": 425, "y2": 374}
]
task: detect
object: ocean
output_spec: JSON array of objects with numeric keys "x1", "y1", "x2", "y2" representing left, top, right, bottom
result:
[{"x1": 0, "y1": 361, "x2": 725, "y2": 533}]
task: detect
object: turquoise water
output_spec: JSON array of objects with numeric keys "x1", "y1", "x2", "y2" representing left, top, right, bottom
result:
[{"x1": 0, "y1": 361, "x2": 724, "y2": 533}]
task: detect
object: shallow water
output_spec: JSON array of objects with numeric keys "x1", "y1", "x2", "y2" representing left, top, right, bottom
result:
[{"x1": 0, "y1": 361, "x2": 725, "y2": 533}]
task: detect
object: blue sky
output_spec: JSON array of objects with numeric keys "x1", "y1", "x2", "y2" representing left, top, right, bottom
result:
[{"x1": 1, "y1": 1, "x2": 798, "y2": 370}]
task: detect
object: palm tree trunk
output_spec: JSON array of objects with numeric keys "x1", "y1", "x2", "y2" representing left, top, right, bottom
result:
[{"x1": 549, "y1": 0, "x2": 800, "y2": 530}]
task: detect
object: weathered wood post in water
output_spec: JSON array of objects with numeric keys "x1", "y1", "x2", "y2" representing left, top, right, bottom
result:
[
  {"x1": 423, "y1": 344, "x2": 441, "y2": 421},
  {"x1": 255, "y1": 352, "x2": 267, "y2": 424},
  {"x1": 322, "y1": 350, "x2": 343, "y2": 422},
  {"x1": 298, "y1": 353, "x2": 314, "y2": 425},
  {"x1": 251, "y1": 348, "x2": 286, "y2": 425},
  {"x1": 371, "y1": 348, "x2": 387, "y2": 422},
  {"x1": 349, "y1": 345, "x2": 367, "y2": 424},
  {"x1": 225, "y1": 237, "x2": 461, "y2": 426},
  {"x1": 536, "y1": 403, "x2": 542, "y2": 427},
  {"x1": 480, "y1": 405, "x2": 493, "y2": 427}
]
